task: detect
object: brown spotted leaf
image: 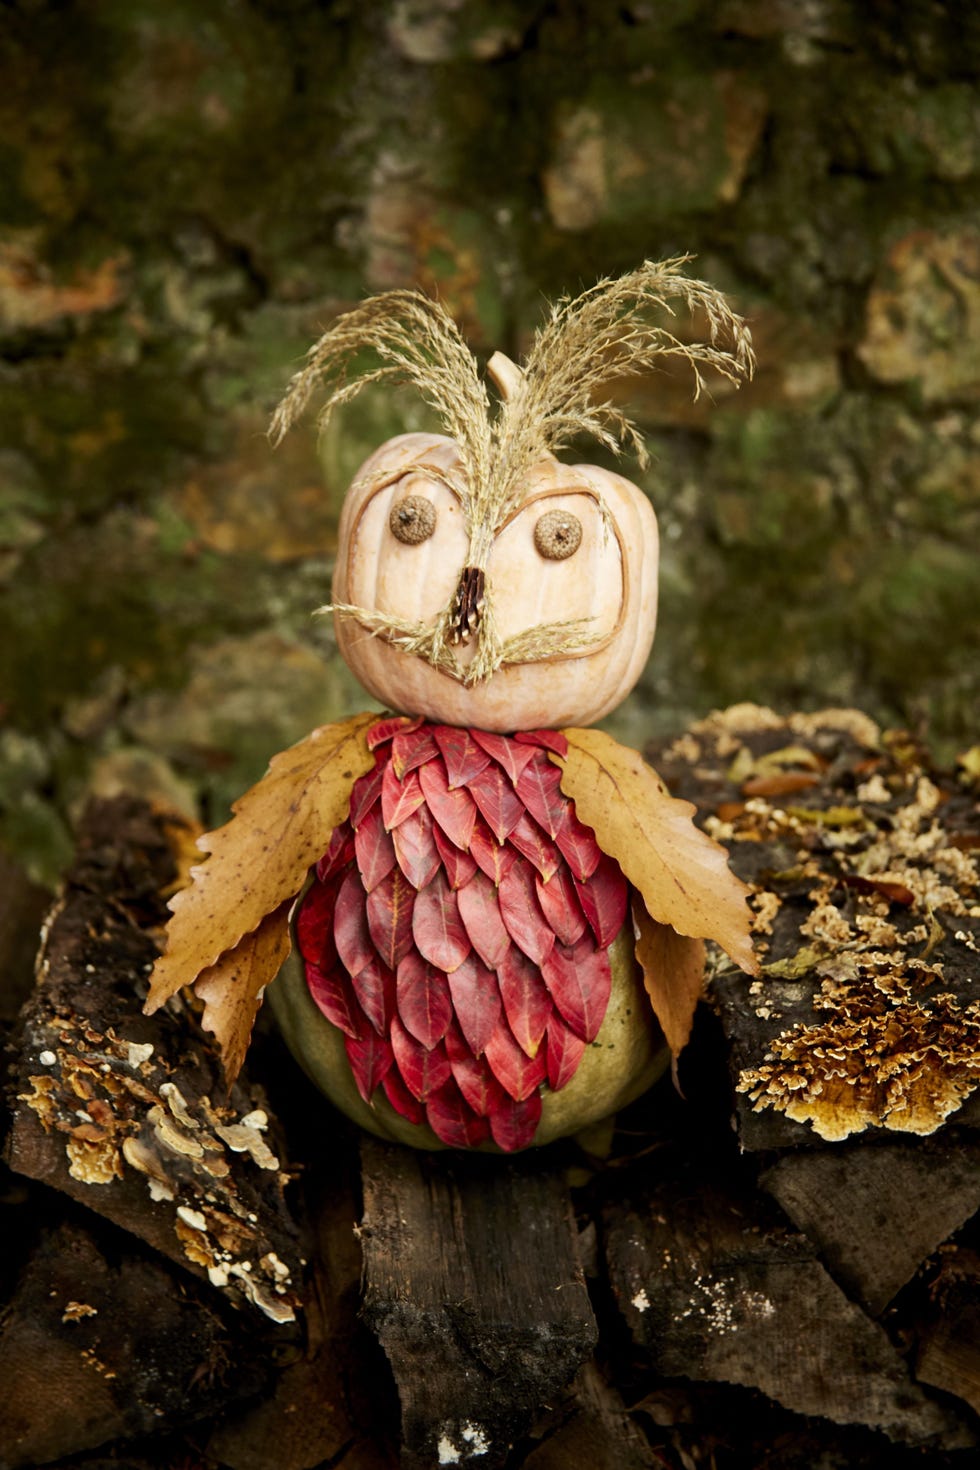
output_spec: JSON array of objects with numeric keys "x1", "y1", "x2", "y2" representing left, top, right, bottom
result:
[
  {"x1": 196, "y1": 901, "x2": 293, "y2": 1084},
  {"x1": 554, "y1": 728, "x2": 757, "y2": 974},
  {"x1": 146, "y1": 712, "x2": 377, "y2": 1016},
  {"x1": 633, "y1": 899, "x2": 706, "y2": 1056}
]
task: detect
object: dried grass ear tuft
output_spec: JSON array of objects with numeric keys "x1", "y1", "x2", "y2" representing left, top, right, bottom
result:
[
  {"x1": 267, "y1": 290, "x2": 494, "y2": 504},
  {"x1": 490, "y1": 256, "x2": 755, "y2": 510}
]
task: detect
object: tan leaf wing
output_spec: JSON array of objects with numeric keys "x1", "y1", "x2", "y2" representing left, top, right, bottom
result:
[
  {"x1": 145, "y1": 712, "x2": 377, "y2": 1013},
  {"x1": 633, "y1": 900, "x2": 706, "y2": 1056},
  {"x1": 553, "y1": 727, "x2": 757, "y2": 975},
  {"x1": 196, "y1": 902, "x2": 293, "y2": 1085}
]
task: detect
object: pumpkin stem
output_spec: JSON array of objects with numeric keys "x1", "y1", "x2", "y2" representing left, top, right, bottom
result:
[{"x1": 486, "y1": 351, "x2": 525, "y2": 405}]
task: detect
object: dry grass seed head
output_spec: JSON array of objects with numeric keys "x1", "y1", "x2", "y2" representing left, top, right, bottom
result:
[{"x1": 272, "y1": 260, "x2": 754, "y2": 680}]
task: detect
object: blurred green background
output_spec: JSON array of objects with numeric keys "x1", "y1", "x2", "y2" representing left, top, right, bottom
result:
[{"x1": 1, "y1": 0, "x2": 979, "y2": 903}]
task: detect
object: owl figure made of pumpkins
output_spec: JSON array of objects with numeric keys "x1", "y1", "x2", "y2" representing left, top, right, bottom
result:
[{"x1": 146, "y1": 260, "x2": 759, "y2": 1152}]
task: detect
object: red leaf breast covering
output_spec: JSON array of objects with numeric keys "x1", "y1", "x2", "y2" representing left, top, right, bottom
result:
[{"x1": 295, "y1": 719, "x2": 628, "y2": 1152}]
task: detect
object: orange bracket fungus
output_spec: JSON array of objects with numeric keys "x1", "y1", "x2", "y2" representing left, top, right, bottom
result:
[{"x1": 146, "y1": 259, "x2": 759, "y2": 1151}]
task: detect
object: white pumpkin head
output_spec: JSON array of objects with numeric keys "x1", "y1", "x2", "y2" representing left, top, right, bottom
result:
[
  {"x1": 331, "y1": 421, "x2": 659, "y2": 730},
  {"x1": 270, "y1": 261, "x2": 752, "y2": 728}
]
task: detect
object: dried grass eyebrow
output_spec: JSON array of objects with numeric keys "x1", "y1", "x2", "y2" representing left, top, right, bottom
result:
[{"x1": 268, "y1": 257, "x2": 755, "y2": 539}]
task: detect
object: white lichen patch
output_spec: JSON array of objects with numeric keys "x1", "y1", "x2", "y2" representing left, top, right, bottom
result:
[
  {"x1": 437, "y1": 1436, "x2": 461, "y2": 1465},
  {"x1": 62, "y1": 1300, "x2": 98, "y2": 1323},
  {"x1": 461, "y1": 1422, "x2": 490, "y2": 1455},
  {"x1": 631, "y1": 1287, "x2": 651, "y2": 1311},
  {"x1": 125, "y1": 1041, "x2": 155, "y2": 1069}
]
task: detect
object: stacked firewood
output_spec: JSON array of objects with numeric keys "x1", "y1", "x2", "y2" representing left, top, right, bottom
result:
[{"x1": 2, "y1": 707, "x2": 978, "y2": 1469}]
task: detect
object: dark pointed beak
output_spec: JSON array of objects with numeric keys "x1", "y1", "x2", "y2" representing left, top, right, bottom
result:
[{"x1": 449, "y1": 566, "x2": 486, "y2": 645}]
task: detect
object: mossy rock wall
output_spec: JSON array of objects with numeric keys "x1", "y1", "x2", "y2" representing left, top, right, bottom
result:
[{"x1": 1, "y1": 0, "x2": 979, "y2": 887}]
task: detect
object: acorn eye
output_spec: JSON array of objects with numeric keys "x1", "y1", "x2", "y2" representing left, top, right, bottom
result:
[
  {"x1": 389, "y1": 495, "x2": 437, "y2": 545},
  {"x1": 534, "y1": 508, "x2": 582, "y2": 561}
]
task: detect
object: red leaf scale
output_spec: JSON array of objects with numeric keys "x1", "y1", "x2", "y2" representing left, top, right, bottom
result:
[
  {"x1": 419, "y1": 759, "x2": 478, "y2": 850},
  {"x1": 433, "y1": 725, "x2": 492, "y2": 788},
  {"x1": 469, "y1": 816, "x2": 516, "y2": 885},
  {"x1": 390, "y1": 1015, "x2": 451, "y2": 1101},
  {"x1": 296, "y1": 872, "x2": 340, "y2": 967},
  {"x1": 573, "y1": 852, "x2": 628, "y2": 946},
  {"x1": 445, "y1": 1024, "x2": 508, "y2": 1116},
  {"x1": 381, "y1": 763, "x2": 426, "y2": 830},
  {"x1": 307, "y1": 961, "x2": 362, "y2": 1040},
  {"x1": 344, "y1": 1029, "x2": 394, "y2": 1103},
  {"x1": 382, "y1": 1066, "x2": 425, "y2": 1125},
  {"x1": 412, "y1": 868, "x2": 471, "y2": 972},
  {"x1": 426, "y1": 1078, "x2": 491, "y2": 1148},
  {"x1": 498, "y1": 861, "x2": 555, "y2": 966},
  {"x1": 367, "y1": 715, "x2": 421, "y2": 750},
  {"x1": 484, "y1": 1020, "x2": 547, "y2": 1101},
  {"x1": 470, "y1": 729, "x2": 537, "y2": 783},
  {"x1": 446, "y1": 952, "x2": 502, "y2": 1057},
  {"x1": 350, "y1": 953, "x2": 394, "y2": 1037},
  {"x1": 544, "y1": 1014, "x2": 587, "y2": 1091},
  {"x1": 432, "y1": 823, "x2": 478, "y2": 889},
  {"x1": 534, "y1": 866, "x2": 587, "y2": 947},
  {"x1": 333, "y1": 871, "x2": 374, "y2": 977},
  {"x1": 456, "y1": 869, "x2": 511, "y2": 969},
  {"x1": 316, "y1": 822, "x2": 355, "y2": 881},
  {"x1": 555, "y1": 813, "x2": 602, "y2": 882},
  {"x1": 488, "y1": 1091, "x2": 542, "y2": 1152},
  {"x1": 508, "y1": 812, "x2": 560, "y2": 883},
  {"x1": 514, "y1": 729, "x2": 569, "y2": 757},
  {"x1": 515, "y1": 758, "x2": 567, "y2": 839},
  {"x1": 391, "y1": 724, "x2": 439, "y2": 778},
  {"x1": 397, "y1": 951, "x2": 452, "y2": 1048},
  {"x1": 349, "y1": 764, "x2": 383, "y2": 828},
  {"x1": 541, "y1": 937, "x2": 612, "y2": 1043},
  {"x1": 467, "y1": 762, "x2": 524, "y2": 843},
  {"x1": 366, "y1": 866, "x2": 416, "y2": 969},
  {"x1": 295, "y1": 721, "x2": 632, "y2": 1150},
  {"x1": 498, "y1": 946, "x2": 551, "y2": 1059},
  {"x1": 391, "y1": 804, "x2": 441, "y2": 889},
  {"x1": 354, "y1": 805, "x2": 397, "y2": 891}
]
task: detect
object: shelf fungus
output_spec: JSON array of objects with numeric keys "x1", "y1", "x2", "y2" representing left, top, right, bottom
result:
[{"x1": 653, "y1": 704, "x2": 980, "y2": 1146}]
